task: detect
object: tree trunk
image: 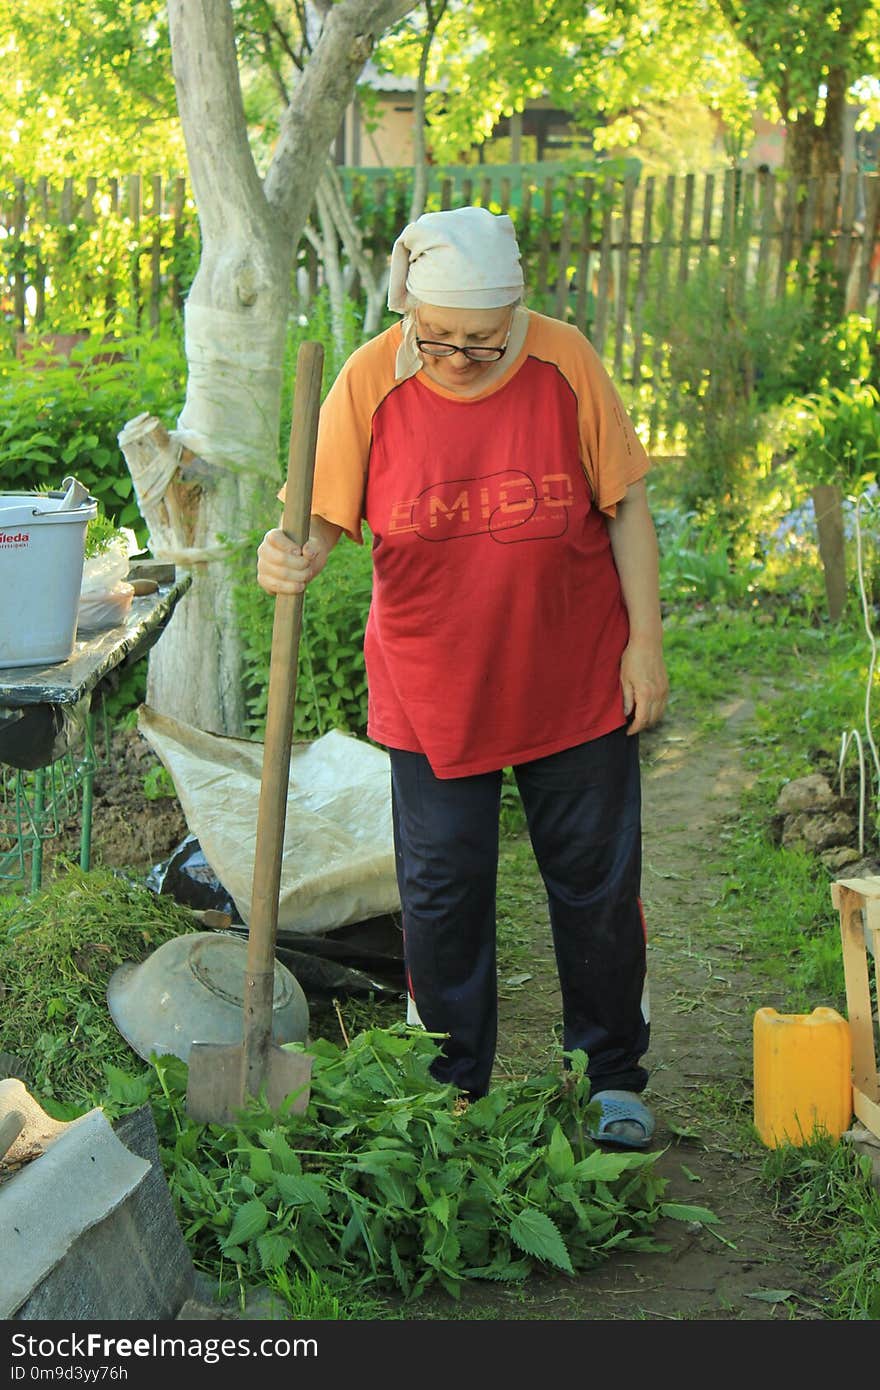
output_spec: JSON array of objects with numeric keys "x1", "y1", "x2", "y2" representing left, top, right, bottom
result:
[
  {"x1": 408, "y1": 0, "x2": 448, "y2": 223},
  {"x1": 130, "y1": 0, "x2": 416, "y2": 734}
]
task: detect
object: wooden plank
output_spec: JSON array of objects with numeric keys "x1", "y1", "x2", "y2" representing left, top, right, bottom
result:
[
  {"x1": 647, "y1": 175, "x2": 676, "y2": 446},
  {"x1": 735, "y1": 171, "x2": 756, "y2": 305},
  {"x1": 837, "y1": 170, "x2": 858, "y2": 279},
  {"x1": 520, "y1": 177, "x2": 532, "y2": 243},
  {"x1": 854, "y1": 175, "x2": 880, "y2": 313},
  {"x1": 573, "y1": 189, "x2": 595, "y2": 337},
  {"x1": 480, "y1": 175, "x2": 492, "y2": 208},
  {"x1": 128, "y1": 174, "x2": 142, "y2": 328},
  {"x1": 60, "y1": 176, "x2": 74, "y2": 226},
  {"x1": 83, "y1": 175, "x2": 97, "y2": 224},
  {"x1": 798, "y1": 174, "x2": 818, "y2": 265},
  {"x1": 553, "y1": 181, "x2": 576, "y2": 320},
  {"x1": 461, "y1": 176, "x2": 473, "y2": 204},
  {"x1": 535, "y1": 177, "x2": 555, "y2": 301},
  {"x1": 630, "y1": 175, "x2": 654, "y2": 386},
  {"x1": 614, "y1": 173, "x2": 636, "y2": 377},
  {"x1": 591, "y1": 179, "x2": 614, "y2": 359},
  {"x1": 720, "y1": 167, "x2": 736, "y2": 258},
  {"x1": 171, "y1": 176, "x2": 187, "y2": 313},
  {"x1": 755, "y1": 169, "x2": 775, "y2": 301},
  {"x1": 149, "y1": 174, "x2": 162, "y2": 331},
  {"x1": 677, "y1": 172, "x2": 695, "y2": 285},
  {"x1": 12, "y1": 178, "x2": 26, "y2": 330},
  {"x1": 440, "y1": 176, "x2": 453, "y2": 210},
  {"x1": 837, "y1": 885, "x2": 880, "y2": 1098},
  {"x1": 853, "y1": 1087, "x2": 880, "y2": 1140},
  {"x1": 34, "y1": 175, "x2": 48, "y2": 321},
  {"x1": 698, "y1": 172, "x2": 715, "y2": 274},
  {"x1": 500, "y1": 176, "x2": 511, "y2": 212},
  {"x1": 775, "y1": 175, "x2": 798, "y2": 298}
]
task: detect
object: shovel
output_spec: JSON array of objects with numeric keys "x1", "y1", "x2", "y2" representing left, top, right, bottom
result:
[{"x1": 185, "y1": 341, "x2": 324, "y2": 1124}]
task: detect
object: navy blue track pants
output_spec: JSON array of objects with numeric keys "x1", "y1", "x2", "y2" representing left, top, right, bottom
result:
[{"x1": 389, "y1": 727, "x2": 650, "y2": 1098}]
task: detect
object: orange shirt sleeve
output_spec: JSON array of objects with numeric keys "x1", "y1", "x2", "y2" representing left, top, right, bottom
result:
[
  {"x1": 277, "y1": 326, "x2": 401, "y2": 543},
  {"x1": 529, "y1": 314, "x2": 649, "y2": 515}
]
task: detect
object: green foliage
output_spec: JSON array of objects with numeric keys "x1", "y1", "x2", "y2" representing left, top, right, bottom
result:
[
  {"x1": 235, "y1": 534, "x2": 373, "y2": 742},
  {"x1": 762, "y1": 1139, "x2": 880, "y2": 1320},
  {"x1": 104, "y1": 1035, "x2": 713, "y2": 1307},
  {"x1": 142, "y1": 763, "x2": 176, "y2": 801},
  {"x1": 0, "y1": 330, "x2": 186, "y2": 546},
  {"x1": 649, "y1": 261, "x2": 815, "y2": 532},
  {"x1": 84, "y1": 510, "x2": 129, "y2": 559},
  {"x1": 0, "y1": 0, "x2": 184, "y2": 181},
  {"x1": 790, "y1": 382, "x2": 880, "y2": 495}
]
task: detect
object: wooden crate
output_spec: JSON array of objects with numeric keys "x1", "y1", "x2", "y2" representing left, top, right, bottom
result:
[{"x1": 832, "y1": 877, "x2": 880, "y2": 1141}]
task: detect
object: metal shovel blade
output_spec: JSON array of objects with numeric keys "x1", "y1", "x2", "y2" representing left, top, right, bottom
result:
[{"x1": 186, "y1": 1042, "x2": 313, "y2": 1125}]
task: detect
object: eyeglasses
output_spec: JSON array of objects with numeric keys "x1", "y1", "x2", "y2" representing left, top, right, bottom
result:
[{"x1": 415, "y1": 316, "x2": 513, "y2": 363}]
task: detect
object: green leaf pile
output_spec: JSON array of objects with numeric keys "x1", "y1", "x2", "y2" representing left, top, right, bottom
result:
[{"x1": 118, "y1": 1031, "x2": 714, "y2": 1304}]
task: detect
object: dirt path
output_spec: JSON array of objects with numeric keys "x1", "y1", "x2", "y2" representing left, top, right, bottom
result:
[{"x1": 415, "y1": 697, "x2": 830, "y2": 1322}]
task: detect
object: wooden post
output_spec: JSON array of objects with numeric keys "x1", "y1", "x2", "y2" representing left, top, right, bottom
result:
[
  {"x1": 440, "y1": 176, "x2": 453, "y2": 210},
  {"x1": 812, "y1": 482, "x2": 847, "y2": 622}
]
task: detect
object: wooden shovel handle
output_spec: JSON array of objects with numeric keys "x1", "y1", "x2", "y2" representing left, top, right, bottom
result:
[{"x1": 245, "y1": 342, "x2": 324, "y2": 1003}]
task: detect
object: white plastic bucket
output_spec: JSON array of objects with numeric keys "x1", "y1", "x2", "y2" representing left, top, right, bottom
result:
[{"x1": 0, "y1": 489, "x2": 98, "y2": 669}]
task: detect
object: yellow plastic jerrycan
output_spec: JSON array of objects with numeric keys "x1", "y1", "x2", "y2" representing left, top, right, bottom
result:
[{"x1": 753, "y1": 1007, "x2": 853, "y2": 1148}]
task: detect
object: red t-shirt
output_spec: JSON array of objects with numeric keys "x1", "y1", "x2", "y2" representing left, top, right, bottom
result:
[{"x1": 290, "y1": 311, "x2": 650, "y2": 778}]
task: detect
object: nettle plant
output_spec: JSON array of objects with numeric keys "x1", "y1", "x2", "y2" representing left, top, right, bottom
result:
[{"x1": 103, "y1": 1031, "x2": 715, "y2": 1307}]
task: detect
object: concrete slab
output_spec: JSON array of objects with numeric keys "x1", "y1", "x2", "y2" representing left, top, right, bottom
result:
[{"x1": 1, "y1": 1090, "x2": 197, "y2": 1321}]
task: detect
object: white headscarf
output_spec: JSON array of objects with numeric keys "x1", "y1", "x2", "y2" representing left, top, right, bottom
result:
[{"x1": 387, "y1": 206, "x2": 524, "y2": 313}]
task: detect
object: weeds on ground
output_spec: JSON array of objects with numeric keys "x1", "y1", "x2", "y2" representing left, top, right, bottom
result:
[{"x1": 763, "y1": 1140, "x2": 880, "y2": 1320}]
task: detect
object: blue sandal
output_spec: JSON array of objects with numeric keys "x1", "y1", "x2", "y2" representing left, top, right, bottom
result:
[{"x1": 589, "y1": 1089, "x2": 655, "y2": 1150}]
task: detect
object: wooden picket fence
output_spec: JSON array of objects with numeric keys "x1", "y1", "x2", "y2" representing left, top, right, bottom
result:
[
  {"x1": 0, "y1": 173, "x2": 193, "y2": 338},
  {"x1": 3, "y1": 166, "x2": 878, "y2": 386}
]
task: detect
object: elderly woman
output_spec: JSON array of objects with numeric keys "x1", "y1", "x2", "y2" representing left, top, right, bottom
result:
[{"x1": 258, "y1": 206, "x2": 668, "y2": 1147}]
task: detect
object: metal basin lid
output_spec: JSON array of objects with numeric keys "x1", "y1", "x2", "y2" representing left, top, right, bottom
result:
[{"x1": 107, "y1": 931, "x2": 310, "y2": 1064}]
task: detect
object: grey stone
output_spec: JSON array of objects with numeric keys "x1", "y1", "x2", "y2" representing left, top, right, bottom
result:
[
  {"x1": 776, "y1": 774, "x2": 836, "y2": 814},
  {"x1": 781, "y1": 809, "x2": 859, "y2": 852}
]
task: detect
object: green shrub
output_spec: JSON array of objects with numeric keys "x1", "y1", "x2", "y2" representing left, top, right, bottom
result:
[{"x1": 0, "y1": 329, "x2": 187, "y2": 546}]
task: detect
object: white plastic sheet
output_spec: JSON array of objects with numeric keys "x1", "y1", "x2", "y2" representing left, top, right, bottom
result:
[{"x1": 137, "y1": 706, "x2": 400, "y2": 936}]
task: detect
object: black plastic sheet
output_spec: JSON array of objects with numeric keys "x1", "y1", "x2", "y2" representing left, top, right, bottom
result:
[{"x1": 148, "y1": 833, "x2": 406, "y2": 1000}]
